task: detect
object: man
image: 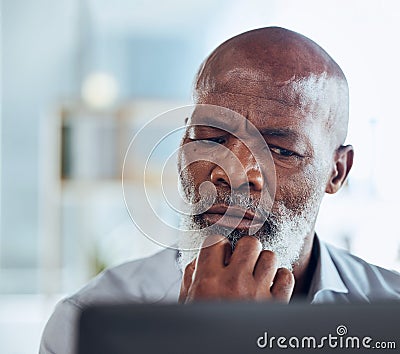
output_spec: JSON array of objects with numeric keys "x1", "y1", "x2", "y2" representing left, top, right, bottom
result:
[{"x1": 40, "y1": 27, "x2": 400, "y2": 353}]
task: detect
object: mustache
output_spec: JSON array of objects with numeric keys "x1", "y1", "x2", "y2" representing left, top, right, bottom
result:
[{"x1": 192, "y1": 189, "x2": 271, "y2": 220}]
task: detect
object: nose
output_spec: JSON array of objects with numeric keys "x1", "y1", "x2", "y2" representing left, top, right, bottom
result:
[{"x1": 210, "y1": 139, "x2": 264, "y2": 192}]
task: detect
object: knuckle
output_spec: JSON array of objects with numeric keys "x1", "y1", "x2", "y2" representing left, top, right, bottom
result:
[
  {"x1": 196, "y1": 274, "x2": 218, "y2": 288},
  {"x1": 238, "y1": 235, "x2": 261, "y2": 245},
  {"x1": 225, "y1": 274, "x2": 247, "y2": 294},
  {"x1": 237, "y1": 236, "x2": 262, "y2": 251},
  {"x1": 260, "y1": 250, "x2": 277, "y2": 265},
  {"x1": 255, "y1": 287, "x2": 272, "y2": 300},
  {"x1": 276, "y1": 268, "x2": 295, "y2": 287},
  {"x1": 191, "y1": 279, "x2": 210, "y2": 295},
  {"x1": 226, "y1": 274, "x2": 239, "y2": 289}
]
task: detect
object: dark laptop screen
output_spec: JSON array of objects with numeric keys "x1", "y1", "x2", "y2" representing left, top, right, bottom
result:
[{"x1": 78, "y1": 302, "x2": 399, "y2": 354}]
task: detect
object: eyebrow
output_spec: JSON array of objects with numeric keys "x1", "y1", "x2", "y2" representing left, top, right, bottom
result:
[
  {"x1": 259, "y1": 128, "x2": 302, "y2": 141},
  {"x1": 189, "y1": 115, "x2": 237, "y2": 132}
]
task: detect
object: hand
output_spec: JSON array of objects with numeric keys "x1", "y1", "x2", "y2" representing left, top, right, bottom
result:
[{"x1": 179, "y1": 234, "x2": 295, "y2": 303}]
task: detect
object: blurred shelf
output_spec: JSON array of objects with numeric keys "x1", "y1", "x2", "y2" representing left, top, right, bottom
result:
[{"x1": 39, "y1": 99, "x2": 186, "y2": 295}]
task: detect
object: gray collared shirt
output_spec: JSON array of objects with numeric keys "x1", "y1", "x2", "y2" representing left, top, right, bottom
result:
[{"x1": 39, "y1": 237, "x2": 400, "y2": 354}]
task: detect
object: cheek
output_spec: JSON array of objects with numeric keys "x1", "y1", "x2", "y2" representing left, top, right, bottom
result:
[
  {"x1": 274, "y1": 162, "x2": 328, "y2": 214},
  {"x1": 179, "y1": 158, "x2": 213, "y2": 201}
]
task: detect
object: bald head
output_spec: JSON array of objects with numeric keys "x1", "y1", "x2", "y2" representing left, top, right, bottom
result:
[{"x1": 194, "y1": 27, "x2": 349, "y2": 147}]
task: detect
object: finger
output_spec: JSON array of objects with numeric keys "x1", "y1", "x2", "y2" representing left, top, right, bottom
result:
[
  {"x1": 196, "y1": 234, "x2": 231, "y2": 271},
  {"x1": 229, "y1": 236, "x2": 262, "y2": 274},
  {"x1": 253, "y1": 250, "x2": 278, "y2": 286},
  {"x1": 270, "y1": 268, "x2": 295, "y2": 303},
  {"x1": 178, "y1": 258, "x2": 196, "y2": 304}
]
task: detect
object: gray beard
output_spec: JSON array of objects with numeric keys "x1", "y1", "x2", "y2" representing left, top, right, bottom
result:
[{"x1": 177, "y1": 195, "x2": 320, "y2": 272}]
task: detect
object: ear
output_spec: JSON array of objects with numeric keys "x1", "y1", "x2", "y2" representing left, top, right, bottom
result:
[{"x1": 325, "y1": 145, "x2": 354, "y2": 194}]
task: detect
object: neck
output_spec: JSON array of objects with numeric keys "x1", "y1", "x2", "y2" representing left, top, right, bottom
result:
[{"x1": 292, "y1": 232, "x2": 318, "y2": 298}]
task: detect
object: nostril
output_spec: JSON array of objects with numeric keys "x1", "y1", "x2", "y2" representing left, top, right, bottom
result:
[
  {"x1": 217, "y1": 178, "x2": 230, "y2": 187},
  {"x1": 235, "y1": 180, "x2": 254, "y2": 193}
]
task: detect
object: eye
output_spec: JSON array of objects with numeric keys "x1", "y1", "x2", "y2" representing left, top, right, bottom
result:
[
  {"x1": 269, "y1": 146, "x2": 296, "y2": 157},
  {"x1": 199, "y1": 137, "x2": 227, "y2": 145}
]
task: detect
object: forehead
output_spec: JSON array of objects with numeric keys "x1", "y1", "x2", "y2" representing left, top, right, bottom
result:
[
  {"x1": 194, "y1": 92, "x2": 322, "y2": 137},
  {"x1": 194, "y1": 70, "x2": 339, "y2": 145},
  {"x1": 199, "y1": 69, "x2": 334, "y2": 116}
]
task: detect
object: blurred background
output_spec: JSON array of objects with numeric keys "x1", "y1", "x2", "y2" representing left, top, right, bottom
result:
[{"x1": 1, "y1": 0, "x2": 400, "y2": 352}]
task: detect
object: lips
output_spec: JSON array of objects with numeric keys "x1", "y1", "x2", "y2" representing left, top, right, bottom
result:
[{"x1": 202, "y1": 204, "x2": 265, "y2": 231}]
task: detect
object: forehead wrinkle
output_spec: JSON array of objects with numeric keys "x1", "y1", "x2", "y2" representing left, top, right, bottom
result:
[
  {"x1": 205, "y1": 69, "x2": 341, "y2": 111},
  {"x1": 197, "y1": 90, "x2": 299, "y2": 114},
  {"x1": 206, "y1": 89, "x2": 299, "y2": 109},
  {"x1": 196, "y1": 92, "x2": 315, "y2": 130},
  {"x1": 199, "y1": 71, "x2": 342, "y2": 114}
]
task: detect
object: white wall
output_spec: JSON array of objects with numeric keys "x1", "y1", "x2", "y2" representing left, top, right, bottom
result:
[{"x1": 1, "y1": 0, "x2": 80, "y2": 290}]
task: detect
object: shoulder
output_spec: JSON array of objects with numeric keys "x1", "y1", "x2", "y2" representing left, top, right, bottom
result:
[
  {"x1": 40, "y1": 248, "x2": 181, "y2": 354},
  {"x1": 324, "y1": 241, "x2": 400, "y2": 301},
  {"x1": 39, "y1": 297, "x2": 82, "y2": 354},
  {"x1": 73, "y1": 246, "x2": 181, "y2": 306}
]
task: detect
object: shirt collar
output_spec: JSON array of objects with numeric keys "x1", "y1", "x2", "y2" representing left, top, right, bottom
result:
[{"x1": 308, "y1": 235, "x2": 348, "y2": 302}]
